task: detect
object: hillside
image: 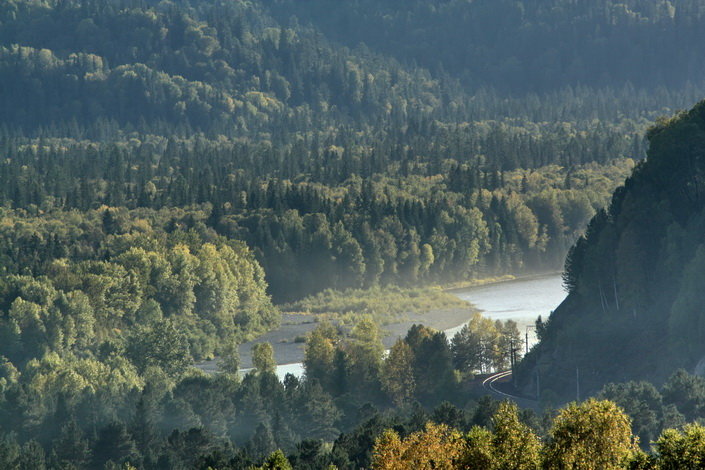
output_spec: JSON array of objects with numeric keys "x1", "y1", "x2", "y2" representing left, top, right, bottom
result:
[
  {"x1": 517, "y1": 99, "x2": 705, "y2": 402},
  {"x1": 0, "y1": 0, "x2": 662, "y2": 301},
  {"x1": 264, "y1": 0, "x2": 705, "y2": 92}
]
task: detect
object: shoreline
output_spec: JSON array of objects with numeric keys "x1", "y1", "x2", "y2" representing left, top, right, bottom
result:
[
  {"x1": 196, "y1": 305, "x2": 480, "y2": 373},
  {"x1": 443, "y1": 271, "x2": 562, "y2": 293},
  {"x1": 236, "y1": 305, "x2": 479, "y2": 370},
  {"x1": 196, "y1": 272, "x2": 563, "y2": 373}
]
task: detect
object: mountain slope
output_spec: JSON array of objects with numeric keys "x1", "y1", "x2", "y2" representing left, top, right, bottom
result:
[
  {"x1": 517, "y1": 100, "x2": 705, "y2": 401},
  {"x1": 263, "y1": 0, "x2": 705, "y2": 92},
  {"x1": 0, "y1": 0, "x2": 455, "y2": 138},
  {"x1": 0, "y1": 0, "x2": 655, "y2": 302}
]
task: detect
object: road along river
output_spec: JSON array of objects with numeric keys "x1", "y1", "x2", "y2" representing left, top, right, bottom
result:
[{"x1": 229, "y1": 273, "x2": 567, "y2": 381}]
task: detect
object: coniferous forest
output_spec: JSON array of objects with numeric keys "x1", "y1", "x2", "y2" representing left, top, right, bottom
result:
[{"x1": 4, "y1": 0, "x2": 705, "y2": 468}]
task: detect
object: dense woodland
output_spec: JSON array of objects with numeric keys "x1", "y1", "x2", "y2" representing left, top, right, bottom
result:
[
  {"x1": 5, "y1": 341, "x2": 705, "y2": 469},
  {"x1": 0, "y1": 0, "x2": 663, "y2": 300},
  {"x1": 264, "y1": 0, "x2": 705, "y2": 92},
  {"x1": 2, "y1": 0, "x2": 705, "y2": 468}
]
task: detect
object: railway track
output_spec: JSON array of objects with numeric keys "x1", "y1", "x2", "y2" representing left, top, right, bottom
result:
[
  {"x1": 482, "y1": 370, "x2": 514, "y2": 398},
  {"x1": 482, "y1": 370, "x2": 540, "y2": 410}
]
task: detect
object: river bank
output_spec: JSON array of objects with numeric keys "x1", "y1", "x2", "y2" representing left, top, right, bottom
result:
[
  {"x1": 194, "y1": 305, "x2": 477, "y2": 373},
  {"x1": 246, "y1": 304, "x2": 478, "y2": 369},
  {"x1": 447, "y1": 272, "x2": 566, "y2": 346},
  {"x1": 196, "y1": 272, "x2": 565, "y2": 375}
]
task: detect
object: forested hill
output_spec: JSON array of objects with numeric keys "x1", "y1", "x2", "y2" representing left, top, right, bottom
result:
[
  {"x1": 1, "y1": 0, "x2": 705, "y2": 302},
  {"x1": 264, "y1": 0, "x2": 705, "y2": 92},
  {"x1": 0, "y1": 0, "x2": 669, "y2": 302},
  {"x1": 517, "y1": 100, "x2": 705, "y2": 402},
  {"x1": 0, "y1": 0, "x2": 441, "y2": 137},
  {"x1": 4, "y1": 0, "x2": 697, "y2": 137}
]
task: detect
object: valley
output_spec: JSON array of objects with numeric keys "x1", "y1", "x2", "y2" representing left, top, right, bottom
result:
[{"x1": 1, "y1": 0, "x2": 705, "y2": 468}]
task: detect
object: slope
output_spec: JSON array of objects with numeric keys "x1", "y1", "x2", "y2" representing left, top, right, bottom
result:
[{"x1": 517, "y1": 99, "x2": 705, "y2": 402}]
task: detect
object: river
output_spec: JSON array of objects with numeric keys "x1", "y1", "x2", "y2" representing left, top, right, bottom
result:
[
  {"x1": 264, "y1": 273, "x2": 566, "y2": 381},
  {"x1": 446, "y1": 273, "x2": 566, "y2": 343}
]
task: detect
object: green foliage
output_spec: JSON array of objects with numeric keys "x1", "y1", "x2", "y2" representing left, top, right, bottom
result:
[
  {"x1": 219, "y1": 339, "x2": 241, "y2": 376},
  {"x1": 0, "y1": 207, "x2": 278, "y2": 367},
  {"x1": 252, "y1": 343, "x2": 276, "y2": 375},
  {"x1": 456, "y1": 402, "x2": 541, "y2": 470},
  {"x1": 347, "y1": 316, "x2": 385, "y2": 389},
  {"x1": 654, "y1": 424, "x2": 705, "y2": 469},
  {"x1": 451, "y1": 313, "x2": 523, "y2": 375},
  {"x1": 0, "y1": 0, "x2": 703, "y2": 468},
  {"x1": 544, "y1": 399, "x2": 637, "y2": 470},
  {"x1": 256, "y1": 449, "x2": 293, "y2": 470},
  {"x1": 0, "y1": 0, "x2": 651, "y2": 303},
  {"x1": 263, "y1": 0, "x2": 705, "y2": 92},
  {"x1": 599, "y1": 381, "x2": 672, "y2": 446},
  {"x1": 302, "y1": 313, "x2": 523, "y2": 406},
  {"x1": 668, "y1": 246, "x2": 705, "y2": 362},
  {"x1": 0, "y1": 136, "x2": 632, "y2": 302},
  {"x1": 661, "y1": 370, "x2": 705, "y2": 422},
  {"x1": 491, "y1": 402, "x2": 541, "y2": 470},
  {"x1": 303, "y1": 321, "x2": 339, "y2": 387},
  {"x1": 381, "y1": 340, "x2": 415, "y2": 406},
  {"x1": 127, "y1": 319, "x2": 191, "y2": 378},
  {"x1": 371, "y1": 399, "x2": 639, "y2": 469},
  {"x1": 461, "y1": 426, "x2": 496, "y2": 469}
]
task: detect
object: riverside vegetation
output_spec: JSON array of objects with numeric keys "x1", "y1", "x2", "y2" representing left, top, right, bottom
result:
[{"x1": 281, "y1": 286, "x2": 471, "y2": 326}]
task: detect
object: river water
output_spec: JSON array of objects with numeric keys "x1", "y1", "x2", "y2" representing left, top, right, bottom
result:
[
  {"x1": 446, "y1": 273, "x2": 566, "y2": 343},
  {"x1": 266, "y1": 273, "x2": 567, "y2": 381}
]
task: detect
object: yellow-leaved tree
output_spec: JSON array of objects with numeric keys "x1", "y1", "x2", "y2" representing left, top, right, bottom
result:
[
  {"x1": 371, "y1": 423, "x2": 464, "y2": 470},
  {"x1": 544, "y1": 398, "x2": 637, "y2": 470},
  {"x1": 459, "y1": 401, "x2": 541, "y2": 470},
  {"x1": 654, "y1": 423, "x2": 705, "y2": 468},
  {"x1": 491, "y1": 401, "x2": 541, "y2": 470}
]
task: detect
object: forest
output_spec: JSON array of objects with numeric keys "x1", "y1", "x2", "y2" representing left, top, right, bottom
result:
[
  {"x1": 263, "y1": 0, "x2": 705, "y2": 92},
  {"x1": 2, "y1": 0, "x2": 705, "y2": 468},
  {"x1": 0, "y1": 0, "x2": 692, "y2": 302}
]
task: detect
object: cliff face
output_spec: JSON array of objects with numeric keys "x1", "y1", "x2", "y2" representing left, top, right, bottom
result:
[{"x1": 518, "y1": 100, "x2": 705, "y2": 402}]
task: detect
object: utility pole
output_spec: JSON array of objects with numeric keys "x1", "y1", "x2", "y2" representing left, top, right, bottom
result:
[
  {"x1": 525, "y1": 325, "x2": 535, "y2": 355},
  {"x1": 509, "y1": 339, "x2": 515, "y2": 376},
  {"x1": 576, "y1": 366, "x2": 580, "y2": 402},
  {"x1": 509, "y1": 338, "x2": 519, "y2": 384}
]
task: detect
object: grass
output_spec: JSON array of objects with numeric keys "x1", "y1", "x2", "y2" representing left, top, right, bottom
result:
[
  {"x1": 281, "y1": 285, "x2": 472, "y2": 326},
  {"x1": 441, "y1": 275, "x2": 517, "y2": 291}
]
